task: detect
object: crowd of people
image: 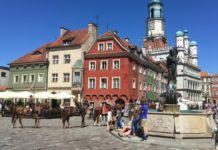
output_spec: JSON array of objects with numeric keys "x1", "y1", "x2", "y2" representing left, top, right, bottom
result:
[{"x1": 100, "y1": 99, "x2": 149, "y2": 141}]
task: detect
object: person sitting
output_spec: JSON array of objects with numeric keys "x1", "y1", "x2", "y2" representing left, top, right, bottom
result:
[
  {"x1": 131, "y1": 106, "x2": 140, "y2": 136},
  {"x1": 118, "y1": 117, "x2": 133, "y2": 137}
]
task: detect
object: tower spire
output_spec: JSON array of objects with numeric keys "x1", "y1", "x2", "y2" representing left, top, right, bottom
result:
[
  {"x1": 147, "y1": 0, "x2": 164, "y2": 37},
  {"x1": 143, "y1": 0, "x2": 167, "y2": 51}
]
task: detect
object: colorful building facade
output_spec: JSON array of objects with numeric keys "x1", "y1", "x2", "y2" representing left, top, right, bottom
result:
[
  {"x1": 84, "y1": 31, "x2": 165, "y2": 107},
  {"x1": 8, "y1": 43, "x2": 51, "y2": 92},
  {"x1": 211, "y1": 74, "x2": 218, "y2": 103}
]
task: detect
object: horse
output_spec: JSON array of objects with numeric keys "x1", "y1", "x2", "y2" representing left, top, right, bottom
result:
[
  {"x1": 61, "y1": 102, "x2": 86, "y2": 128},
  {"x1": 93, "y1": 104, "x2": 118, "y2": 126},
  {"x1": 11, "y1": 102, "x2": 49, "y2": 128}
]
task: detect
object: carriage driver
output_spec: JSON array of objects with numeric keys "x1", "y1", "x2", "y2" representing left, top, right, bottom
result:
[{"x1": 27, "y1": 95, "x2": 35, "y2": 113}]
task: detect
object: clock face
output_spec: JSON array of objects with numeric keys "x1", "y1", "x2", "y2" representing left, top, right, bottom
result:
[{"x1": 148, "y1": 22, "x2": 154, "y2": 30}]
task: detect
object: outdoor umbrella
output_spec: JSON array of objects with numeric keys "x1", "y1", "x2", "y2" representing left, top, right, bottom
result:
[
  {"x1": 34, "y1": 92, "x2": 54, "y2": 99},
  {"x1": 54, "y1": 92, "x2": 75, "y2": 99},
  {"x1": 0, "y1": 91, "x2": 16, "y2": 99},
  {"x1": 15, "y1": 91, "x2": 33, "y2": 99}
]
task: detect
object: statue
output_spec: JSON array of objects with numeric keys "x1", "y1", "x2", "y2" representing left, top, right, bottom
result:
[
  {"x1": 164, "y1": 47, "x2": 181, "y2": 104},
  {"x1": 166, "y1": 47, "x2": 178, "y2": 84}
]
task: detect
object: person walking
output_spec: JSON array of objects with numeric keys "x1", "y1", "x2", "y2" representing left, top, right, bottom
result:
[
  {"x1": 0, "y1": 102, "x2": 2, "y2": 117},
  {"x1": 140, "y1": 99, "x2": 149, "y2": 141},
  {"x1": 116, "y1": 104, "x2": 123, "y2": 129}
]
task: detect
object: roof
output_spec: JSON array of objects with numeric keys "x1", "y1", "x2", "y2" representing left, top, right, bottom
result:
[
  {"x1": 100, "y1": 31, "x2": 137, "y2": 50},
  {"x1": 0, "y1": 66, "x2": 9, "y2": 70},
  {"x1": 176, "y1": 31, "x2": 184, "y2": 37},
  {"x1": 190, "y1": 41, "x2": 197, "y2": 46},
  {"x1": 0, "y1": 86, "x2": 7, "y2": 92},
  {"x1": 10, "y1": 43, "x2": 52, "y2": 65},
  {"x1": 151, "y1": 0, "x2": 161, "y2": 2},
  {"x1": 72, "y1": 59, "x2": 83, "y2": 69},
  {"x1": 200, "y1": 72, "x2": 210, "y2": 77},
  {"x1": 49, "y1": 29, "x2": 88, "y2": 48}
]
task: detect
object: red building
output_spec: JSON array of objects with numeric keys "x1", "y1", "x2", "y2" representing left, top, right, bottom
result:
[
  {"x1": 211, "y1": 74, "x2": 218, "y2": 103},
  {"x1": 84, "y1": 31, "x2": 164, "y2": 107}
]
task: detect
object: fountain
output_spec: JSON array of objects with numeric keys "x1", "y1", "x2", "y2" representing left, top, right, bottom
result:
[{"x1": 147, "y1": 47, "x2": 216, "y2": 139}]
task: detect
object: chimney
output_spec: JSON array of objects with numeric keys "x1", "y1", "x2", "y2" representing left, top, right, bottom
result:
[
  {"x1": 88, "y1": 23, "x2": 97, "y2": 35},
  {"x1": 124, "y1": 37, "x2": 130, "y2": 43},
  {"x1": 112, "y1": 30, "x2": 118, "y2": 35},
  {"x1": 60, "y1": 27, "x2": 69, "y2": 37}
]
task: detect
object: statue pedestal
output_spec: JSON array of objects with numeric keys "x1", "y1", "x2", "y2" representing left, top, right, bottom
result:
[
  {"x1": 164, "y1": 104, "x2": 180, "y2": 112},
  {"x1": 147, "y1": 112, "x2": 215, "y2": 139}
]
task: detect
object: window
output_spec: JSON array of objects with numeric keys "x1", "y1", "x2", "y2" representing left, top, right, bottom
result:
[
  {"x1": 1, "y1": 72, "x2": 6, "y2": 77},
  {"x1": 38, "y1": 73, "x2": 44, "y2": 83},
  {"x1": 100, "y1": 78, "x2": 108, "y2": 89},
  {"x1": 21, "y1": 74, "x2": 27, "y2": 83},
  {"x1": 139, "y1": 67, "x2": 142, "y2": 74},
  {"x1": 89, "y1": 61, "x2": 96, "y2": 70},
  {"x1": 139, "y1": 82, "x2": 142, "y2": 91},
  {"x1": 64, "y1": 55, "x2": 71, "y2": 64},
  {"x1": 53, "y1": 55, "x2": 59, "y2": 64},
  {"x1": 29, "y1": 74, "x2": 35, "y2": 83},
  {"x1": 133, "y1": 63, "x2": 136, "y2": 70},
  {"x1": 106, "y1": 42, "x2": 113, "y2": 50},
  {"x1": 63, "y1": 40, "x2": 72, "y2": 46},
  {"x1": 88, "y1": 78, "x2": 96, "y2": 89},
  {"x1": 100, "y1": 60, "x2": 108, "y2": 70},
  {"x1": 14, "y1": 75, "x2": 19, "y2": 83},
  {"x1": 63, "y1": 73, "x2": 70, "y2": 82},
  {"x1": 112, "y1": 77, "x2": 120, "y2": 89},
  {"x1": 151, "y1": 8, "x2": 154, "y2": 18},
  {"x1": 73, "y1": 72, "x2": 81, "y2": 83},
  {"x1": 113, "y1": 60, "x2": 120, "y2": 69},
  {"x1": 98, "y1": 43, "x2": 104, "y2": 51},
  {"x1": 52, "y1": 73, "x2": 58, "y2": 82},
  {"x1": 143, "y1": 82, "x2": 146, "y2": 91},
  {"x1": 132, "y1": 79, "x2": 136, "y2": 89}
]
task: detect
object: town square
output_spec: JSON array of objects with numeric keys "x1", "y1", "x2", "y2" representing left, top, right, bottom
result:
[{"x1": 0, "y1": 0, "x2": 218, "y2": 149}]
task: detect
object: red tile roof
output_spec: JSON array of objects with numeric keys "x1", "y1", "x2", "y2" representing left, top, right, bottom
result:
[
  {"x1": 50, "y1": 29, "x2": 89, "y2": 47},
  {"x1": 10, "y1": 43, "x2": 52, "y2": 65},
  {"x1": 0, "y1": 86, "x2": 7, "y2": 92},
  {"x1": 200, "y1": 72, "x2": 210, "y2": 77},
  {"x1": 101, "y1": 31, "x2": 137, "y2": 50}
]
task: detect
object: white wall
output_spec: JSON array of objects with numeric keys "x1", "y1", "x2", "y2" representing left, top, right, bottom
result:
[{"x1": 0, "y1": 68, "x2": 9, "y2": 86}]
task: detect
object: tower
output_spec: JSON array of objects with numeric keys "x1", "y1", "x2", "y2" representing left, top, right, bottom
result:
[
  {"x1": 190, "y1": 41, "x2": 198, "y2": 66},
  {"x1": 144, "y1": 0, "x2": 168, "y2": 50},
  {"x1": 176, "y1": 31, "x2": 185, "y2": 63}
]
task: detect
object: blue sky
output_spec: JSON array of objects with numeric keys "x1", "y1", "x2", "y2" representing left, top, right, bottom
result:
[{"x1": 0, "y1": 0, "x2": 217, "y2": 73}]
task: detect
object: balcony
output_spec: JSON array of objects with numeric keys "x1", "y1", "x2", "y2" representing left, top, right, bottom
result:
[{"x1": 72, "y1": 82, "x2": 82, "y2": 91}]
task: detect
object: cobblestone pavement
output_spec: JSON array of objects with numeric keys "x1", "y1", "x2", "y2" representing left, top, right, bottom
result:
[{"x1": 0, "y1": 117, "x2": 215, "y2": 150}]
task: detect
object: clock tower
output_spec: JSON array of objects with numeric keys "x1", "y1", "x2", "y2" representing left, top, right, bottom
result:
[{"x1": 143, "y1": 0, "x2": 168, "y2": 50}]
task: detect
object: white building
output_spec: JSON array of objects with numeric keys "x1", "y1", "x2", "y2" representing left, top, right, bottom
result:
[
  {"x1": 175, "y1": 31, "x2": 202, "y2": 105},
  {"x1": 47, "y1": 23, "x2": 97, "y2": 106},
  {"x1": 200, "y1": 72, "x2": 211, "y2": 103},
  {"x1": 0, "y1": 66, "x2": 9, "y2": 87}
]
